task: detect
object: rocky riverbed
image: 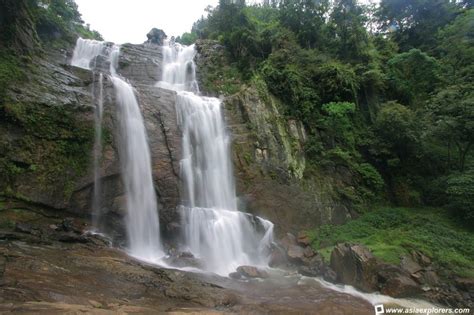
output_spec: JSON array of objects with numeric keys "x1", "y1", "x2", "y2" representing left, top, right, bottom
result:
[{"x1": 0, "y1": 200, "x2": 379, "y2": 314}]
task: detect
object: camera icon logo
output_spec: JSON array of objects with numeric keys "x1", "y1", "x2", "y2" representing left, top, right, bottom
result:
[{"x1": 374, "y1": 304, "x2": 385, "y2": 315}]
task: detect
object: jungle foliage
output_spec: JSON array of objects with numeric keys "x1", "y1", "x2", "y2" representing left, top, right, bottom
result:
[{"x1": 183, "y1": 0, "x2": 474, "y2": 225}]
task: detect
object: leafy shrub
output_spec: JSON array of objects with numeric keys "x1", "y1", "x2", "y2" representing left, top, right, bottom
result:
[
  {"x1": 446, "y1": 172, "x2": 474, "y2": 225},
  {"x1": 357, "y1": 162, "x2": 384, "y2": 192}
]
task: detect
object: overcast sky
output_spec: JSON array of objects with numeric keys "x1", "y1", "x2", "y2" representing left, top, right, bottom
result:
[
  {"x1": 75, "y1": 0, "x2": 378, "y2": 44},
  {"x1": 75, "y1": 0, "x2": 220, "y2": 44}
]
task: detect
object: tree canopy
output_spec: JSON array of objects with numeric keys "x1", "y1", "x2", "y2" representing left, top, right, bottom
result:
[{"x1": 182, "y1": 0, "x2": 474, "y2": 224}]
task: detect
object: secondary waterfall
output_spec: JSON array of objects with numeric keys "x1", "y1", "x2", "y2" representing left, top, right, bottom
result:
[
  {"x1": 158, "y1": 42, "x2": 274, "y2": 275},
  {"x1": 92, "y1": 73, "x2": 104, "y2": 229},
  {"x1": 71, "y1": 38, "x2": 163, "y2": 259}
]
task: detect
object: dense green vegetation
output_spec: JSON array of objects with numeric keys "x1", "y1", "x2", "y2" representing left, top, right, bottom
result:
[
  {"x1": 308, "y1": 207, "x2": 474, "y2": 278},
  {"x1": 29, "y1": 0, "x2": 102, "y2": 44},
  {"x1": 181, "y1": 0, "x2": 474, "y2": 226},
  {"x1": 0, "y1": 0, "x2": 101, "y2": 95},
  {"x1": 0, "y1": 0, "x2": 99, "y2": 199}
]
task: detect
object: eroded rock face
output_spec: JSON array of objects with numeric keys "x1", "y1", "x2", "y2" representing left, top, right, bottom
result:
[
  {"x1": 68, "y1": 43, "x2": 182, "y2": 238},
  {"x1": 194, "y1": 40, "x2": 354, "y2": 234}
]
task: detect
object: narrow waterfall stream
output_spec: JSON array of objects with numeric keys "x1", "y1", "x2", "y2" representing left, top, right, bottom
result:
[
  {"x1": 71, "y1": 39, "x2": 163, "y2": 260},
  {"x1": 157, "y1": 42, "x2": 274, "y2": 276}
]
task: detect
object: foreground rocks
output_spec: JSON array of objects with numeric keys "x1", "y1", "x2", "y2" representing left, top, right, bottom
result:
[
  {"x1": 328, "y1": 243, "x2": 473, "y2": 307},
  {"x1": 270, "y1": 233, "x2": 473, "y2": 308},
  {"x1": 0, "y1": 200, "x2": 375, "y2": 314},
  {"x1": 330, "y1": 243, "x2": 379, "y2": 292},
  {"x1": 230, "y1": 266, "x2": 270, "y2": 279}
]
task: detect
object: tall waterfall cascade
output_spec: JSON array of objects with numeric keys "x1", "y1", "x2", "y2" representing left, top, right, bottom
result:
[
  {"x1": 158, "y1": 42, "x2": 274, "y2": 275},
  {"x1": 71, "y1": 38, "x2": 163, "y2": 260}
]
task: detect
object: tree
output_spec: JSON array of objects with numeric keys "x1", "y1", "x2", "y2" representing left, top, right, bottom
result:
[
  {"x1": 387, "y1": 49, "x2": 441, "y2": 106},
  {"x1": 377, "y1": 0, "x2": 460, "y2": 51},
  {"x1": 428, "y1": 85, "x2": 474, "y2": 172},
  {"x1": 328, "y1": 0, "x2": 371, "y2": 63},
  {"x1": 374, "y1": 101, "x2": 419, "y2": 163},
  {"x1": 320, "y1": 101, "x2": 356, "y2": 148},
  {"x1": 278, "y1": 0, "x2": 329, "y2": 49}
]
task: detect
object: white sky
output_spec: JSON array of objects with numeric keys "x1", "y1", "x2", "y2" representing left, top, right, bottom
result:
[
  {"x1": 75, "y1": 0, "x2": 378, "y2": 44},
  {"x1": 75, "y1": 0, "x2": 221, "y2": 44}
]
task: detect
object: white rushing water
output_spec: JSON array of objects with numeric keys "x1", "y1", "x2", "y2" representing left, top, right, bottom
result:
[
  {"x1": 110, "y1": 45, "x2": 163, "y2": 260},
  {"x1": 71, "y1": 38, "x2": 106, "y2": 70},
  {"x1": 71, "y1": 38, "x2": 163, "y2": 260},
  {"x1": 158, "y1": 41, "x2": 274, "y2": 275}
]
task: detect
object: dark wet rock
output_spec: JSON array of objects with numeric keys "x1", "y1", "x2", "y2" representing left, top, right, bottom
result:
[
  {"x1": 297, "y1": 231, "x2": 311, "y2": 246},
  {"x1": 117, "y1": 44, "x2": 163, "y2": 85},
  {"x1": 280, "y1": 233, "x2": 297, "y2": 250},
  {"x1": 377, "y1": 263, "x2": 421, "y2": 297},
  {"x1": 330, "y1": 243, "x2": 378, "y2": 292},
  {"x1": 298, "y1": 253, "x2": 328, "y2": 278},
  {"x1": 455, "y1": 278, "x2": 474, "y2": 292},
  {"x1": 400, "y1": 255, "x2": 423, "y2": 274},
  {"x1": 323, "y1": 267, "x2": 338, "y2": 283},
  {"x1": 0, "y1": 255, "x2": 6, "y2": 277},
  {"x1": 421, "y1": 270, "x2": 440, "y2": 286},
  {"x1": 287, "y1": 244, "x2": 306, "y2": 263},
  {"x1": 229, "y1": 272, "x2": 244, "y2": 280},
  {"x1": 146, "y1": 28, "x2": 167, "y2": 45},
  {"x1": 164, "y1": 251, "x2": 203, "y2": 269},
  {"x1": 60, "y1": 218, "x2": 85, "y2": 233},
  {"x1": 235, "y1": 266, "x2": 269, "y2": 279},
  {"x1": 411, "y1": 250, "x2": 431, "y2": 267},
  {"x1": 303, "y1": 246, "x2": 316, "y2": 258},
  {"x1": 0, "y1": 231, "x2": 21, "y2": 241},
  {"x1": 381, "y1": 274, "x2": 422, "y2": 298},
  {"x1": 15, "y1": 223, "x2": 33, "y2": 234},
  {"x1": 57, "y1": 232, "x2": 89, "y2": 243},
  {"x1": 268, "y1": 245, "x2": 288, "y2": 268}
]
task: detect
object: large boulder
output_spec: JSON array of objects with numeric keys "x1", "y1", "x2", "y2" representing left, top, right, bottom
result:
[
  {"x1": 287, "y1": 244, "x2": 306, "y2": 263},
  {"x1": 268, "y1": 244, "x2": 288, "y2": 268},
  {"x1": 297, "y1": 231, "x2": 311, "y2": 246},
  {"x1": 146, "y1": 28, "x2": 167, "y2": 45},
  {"x1": 377, "y1": 263, "x2": 422, "y2": 298},
  {"x1": 330, "y1": 243, "x2": 378, "y2": 292},
  {"x1": 400, "y1": 255, "x2": 423, "y2": 274},
  {"x1": 230, "y1": 266, "x2": 269, "y2": 279},
  {"x1": 381, "y1": 275, "x2": 422, "y2": 298},
  {"x1": 298, "y1": 253, "x2": 326, "y2": 277}
]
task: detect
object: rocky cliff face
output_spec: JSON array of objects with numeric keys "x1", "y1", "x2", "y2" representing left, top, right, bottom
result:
[
  {"x1": 1, "y1": 37, "x2": 183, "y2": 241},
  {"x1": 195, "y1": 40, "x2": 354, "y2": 234},
  {"x1": 68, "y1": 43, "x2": 183, "y2": 240}
]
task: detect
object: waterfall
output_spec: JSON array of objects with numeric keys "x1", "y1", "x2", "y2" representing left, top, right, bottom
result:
[
  {"x1": 71, "y1": 38, "x2": 106, "y2": 70},
  {"x1": 110, "y1": 46, "x2": 163, "y2": 260},
  {"x1": 158, "y1": 42, "x2": 274, "y2": 275},
  {"x1": 71, "y1": 38, "x2": 163, "y2": 260}
]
